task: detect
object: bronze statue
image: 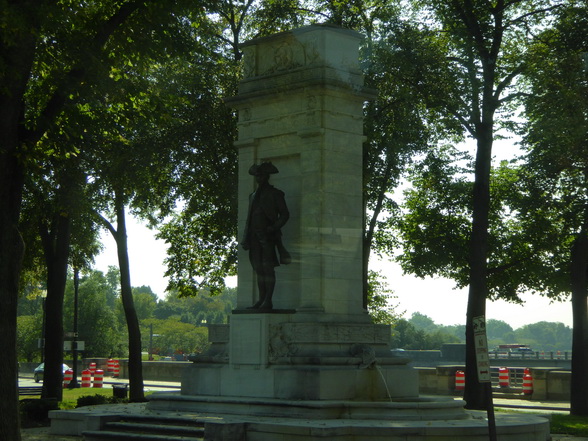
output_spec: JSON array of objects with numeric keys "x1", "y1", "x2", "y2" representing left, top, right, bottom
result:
[{"x1": 241, "y1": 162, "x2": 291, "y2": 310}]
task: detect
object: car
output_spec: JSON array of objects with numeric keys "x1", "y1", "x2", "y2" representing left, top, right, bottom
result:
[
  {"x1": 33, "y1": 363, "x2": 71, "y2": 383},
  {"x1": 512, "y1": 347, "x2": 535, "y2": 357}
]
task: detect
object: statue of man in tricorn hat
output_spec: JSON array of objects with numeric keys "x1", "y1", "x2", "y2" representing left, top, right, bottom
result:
[{"x1": 241, "y1": 162, "x2": 291, "y2": 310}]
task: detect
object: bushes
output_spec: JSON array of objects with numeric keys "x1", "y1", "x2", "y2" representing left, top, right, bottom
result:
[
  {"x1": 76, "y1": 394, "x2": 127, "y2": 408},
  {"x1": 20, "y1": 399, "x2": 59, "y2": 427},
  {"x1": 19, "y1": 392, "x2": 128, "y2": 429}
]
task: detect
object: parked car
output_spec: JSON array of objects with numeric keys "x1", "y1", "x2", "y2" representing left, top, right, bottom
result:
[{"x1": 33, "y1": 363, "x2": 71, "y2": 383}]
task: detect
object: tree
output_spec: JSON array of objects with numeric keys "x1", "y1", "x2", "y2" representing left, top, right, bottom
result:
[
  {"x1": 63, "y1": 270, "x2": 123, "y2": 358},
  {"x1": 1, "y1": 0, "x2": 241, "y2": 431},
  {"x1": 132, "y1": 287, "x2": 158, "y2": 322},
  {"x1": 515, "y1": 322, "x2": 572, "y2": 353},
  {"x1": 366, "y1": 271, "x2": 403, "y2": 325},
  {"x1": 154, "y1": 287, "x2": 237, "y2": 325},
  {"x1": 142, "y1": 318, "x2": 209, "y2": 357},
  {"x1": 390, "y1": 319, "x2": 428, "y2": 349},
  {"x1": 1, "y1": 1, "x2": 157, "y2": 434},
  {"x1": 486, "y1": 319, "x2": 514, "y2": 341},
  {"x1": 395, "y1": 0, "x2": 562, "y2": 409},
  {"x1": 17, "y1": 315, "x2": 43, "y2": 363},
  {"x1": 516, "y1": 2, "x2": 588, "y2": 414},
  {"x1": 361, "y1": 10, "x2": 465, "y2": 307},
  {"x1": 390, "y1": 317, "x2": 459, "y2": 349},
  {"x1": 409, "y1": 312, "x2": 439, "y2": 333}
]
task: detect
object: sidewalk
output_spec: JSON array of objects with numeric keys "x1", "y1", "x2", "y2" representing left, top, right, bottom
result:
[{"x1": 18, "y1": 383, "x2": 584, "y2": 440}]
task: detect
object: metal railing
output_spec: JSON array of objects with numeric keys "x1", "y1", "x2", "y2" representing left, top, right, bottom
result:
[
  {"x1": 488, "y1": 351, "x2": 571, "y2": 361},
  {"x1": 489, "y1": 367, "x2": 528, "y2": 388}
]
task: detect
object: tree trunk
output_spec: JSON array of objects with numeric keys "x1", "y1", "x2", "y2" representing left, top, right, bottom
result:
[
  {"x1": 570, "y1": 230, "x2": 588, "y2": 415},
  {"x1": 362, "y1": 158, "x2": 394, "y2": 309},
  {"x1": 0, "y1": 156, "x2": 25, "y2": 441},
  {"x1": 463, "y1": 126, "x2": 493, "y2": 410},
  {"x1": 39, "y1": 212, "x2": 72, "y2": 401},
  {"x1": 114, "y1": 197, "x2": 145, "y2": 402},
  {"x1": 0, "y1": 4, "x2": 38, "y2": 435}
]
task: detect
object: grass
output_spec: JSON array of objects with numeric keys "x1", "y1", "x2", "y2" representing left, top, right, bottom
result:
[
  {"x1": 20, "y1": 386, "x2": 121, "y2": 409},
  {"x1": 497, "y1": 408, "x2": 588, "y2": 436},
  {"x1": 20, "y1": 386, "x2": 154, "y2": 409},
  {"x1": 550, "y1": 414, "x2": 588, "y2": 437}
]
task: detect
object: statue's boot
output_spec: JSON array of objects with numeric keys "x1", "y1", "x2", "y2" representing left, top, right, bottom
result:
[
  {"x1": 247, "y1": 299, "x2": 264, "y2": 309},
  {"x1": 258, "y1": 299, "x2": 273, "y2": 310},
  {"x1": 258, "y1": 280, "x2": 274, "y2": 310},
  {"x1": 247, "y1": 279, "x2": 267, "y2": 309}
]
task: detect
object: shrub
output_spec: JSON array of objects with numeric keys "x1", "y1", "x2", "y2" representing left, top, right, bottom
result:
[
  {"x1": 20, "y1": 399, "x2": 59, "y2": 427},
  {"x1": 75, "y1": 394, "x2": 128, "y2": 408},
  {"x1": 76, "y1": 394, "x2": 109, "y2": 408}
]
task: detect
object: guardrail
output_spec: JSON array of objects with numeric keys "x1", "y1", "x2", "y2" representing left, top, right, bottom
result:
[
  {"x1": 489, "y1": 367, "x2": 527, "y2": 388},
  {"x1": 19, "y1": 386, "x2": 43, "y2": 396},
  {"x1": 489, "y1": 351, "x2": 571, "y2": 360}
]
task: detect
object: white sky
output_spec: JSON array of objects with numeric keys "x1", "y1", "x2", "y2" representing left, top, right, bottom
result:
[{"x1": 94, "y1": 215, "x2": 573, "y2": 330}]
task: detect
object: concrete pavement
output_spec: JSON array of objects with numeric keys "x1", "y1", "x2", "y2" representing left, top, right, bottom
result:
[{"x1": 18, "y1": 378, "x2": 586, "y2": 440}]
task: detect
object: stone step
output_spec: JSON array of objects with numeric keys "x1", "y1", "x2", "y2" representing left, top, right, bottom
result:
[
  {"x1": 106, "y1": 421, "x2": 204, "y2": 436},
  {"x1": 82, "y1": 429, "x2": 203, "y2": 441},
  {"x1": 82, "y1": 415, "x2": 205, "y2": 441}
]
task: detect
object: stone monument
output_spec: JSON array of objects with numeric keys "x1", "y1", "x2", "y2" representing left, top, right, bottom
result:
[
  {"x1": 147, "y1": 25, "x2": 549, "y2": 440},
  {"x1": 173, "y1": 23, "x2": 418, "y2": 405},
  {"x1": 50, "y1": 24, "x2": 550, "y2": 441}
]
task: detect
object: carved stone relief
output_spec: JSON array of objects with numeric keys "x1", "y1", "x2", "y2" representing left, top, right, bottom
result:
[{"x1": 268, "y1": 324, "x2": 298, "y2": 361}]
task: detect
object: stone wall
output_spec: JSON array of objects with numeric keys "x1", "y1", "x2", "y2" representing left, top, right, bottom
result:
[
  {"x1": 416, "y1": 366, "x2": 572, "y2": 401},
  {"x1": 20, "y1": 359, "x2": 572, "y2": 401}
]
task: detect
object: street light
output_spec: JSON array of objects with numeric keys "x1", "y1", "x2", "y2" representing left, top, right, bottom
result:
[
  {"x1": 148, "y1": 324, "x2": 160, "y2": 361},
  {"x1": 39, "y1": 289, "x2": 47, "y2": 363},
  {"x1": 68, "y1": 268, "x2": 80, "y2": 388}
]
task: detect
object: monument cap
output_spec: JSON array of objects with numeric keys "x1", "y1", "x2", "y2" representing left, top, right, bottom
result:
[{"x1": 249, "y1": 162, "x2": 279, "y2": 176}]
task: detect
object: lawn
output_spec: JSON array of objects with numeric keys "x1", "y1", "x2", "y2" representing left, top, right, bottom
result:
[
  {"x1": 20, "y1": 387, "x2": 118, "y2": 409},
  {"x1": 551, "y1": 414, "x2": 588, "y2": 437}
]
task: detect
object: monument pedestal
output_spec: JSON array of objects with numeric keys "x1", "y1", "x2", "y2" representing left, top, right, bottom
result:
[{"x1": 178, "y1": 313, "x2": 418, "y2": 403}]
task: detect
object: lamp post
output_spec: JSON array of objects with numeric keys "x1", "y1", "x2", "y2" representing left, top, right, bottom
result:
[
  {"x1": 68, "y1": 268, "x2": 80, "y2": 388},
  {"x1": 39, "y1": 289, "x2": 47, "y2": 363},
  {"x1": 148, "y1": 324, "x2": 160, "y2": 361}
]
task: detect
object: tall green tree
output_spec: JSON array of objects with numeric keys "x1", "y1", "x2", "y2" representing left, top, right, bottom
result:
[
  {"x1": 19, "y1": 157, "x2": 90, "y2": 400},
  {"x1": 396, "y1": 0, "x2": 562, "y2": 409},
  {"x1": 1, "y1": 0, "x2": 228, "y2": 432},
  {"x1": 361, "y1": 7, "x2": 461, "y2": 308},
  {"x1": 516, "y1": 2, "x2": 588, "y2": 414},
  {"x1": 1, "y1": 1, "x2": 154, "y2": 434}
]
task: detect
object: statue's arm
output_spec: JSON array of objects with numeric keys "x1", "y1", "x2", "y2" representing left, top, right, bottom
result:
[{"x1": 269, "y1": 190, "x2": 289, "y2": 232}]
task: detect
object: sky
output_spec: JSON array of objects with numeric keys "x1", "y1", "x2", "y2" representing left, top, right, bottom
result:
[{"x1": 94, "y1": 215, "x2": 574, "y2": 330}]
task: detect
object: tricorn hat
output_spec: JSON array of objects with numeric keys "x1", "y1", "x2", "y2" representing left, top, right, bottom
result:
[{"x1": 249, "y1": 162, "x2": 279, "y2": 176}]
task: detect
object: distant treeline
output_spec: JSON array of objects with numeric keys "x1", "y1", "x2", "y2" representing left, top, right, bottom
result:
[{"x1": 391, "y1": 312, "x2": 572, "y2": 352}]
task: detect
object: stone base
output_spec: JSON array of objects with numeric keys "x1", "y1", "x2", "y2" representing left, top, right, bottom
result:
[
  {"x1": 180, "y1": 362, "x2": 418, "y2": 401},
  {"x1": 232, "y1": 412, "x2": 550, "y2": 441},
  {"x1": 50, "y1": 398, "x2": 550, "y2": 441},
  {"x1": 185, "y1": 313, "x2": 418, "y2": 402},
  {"x1": 147, "y1": 393, "x2": 470, "y2": 421}
]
